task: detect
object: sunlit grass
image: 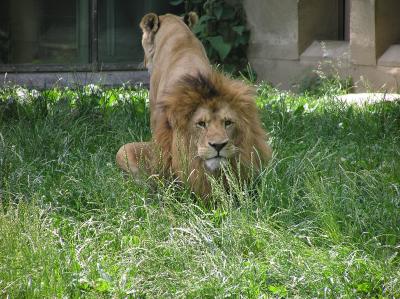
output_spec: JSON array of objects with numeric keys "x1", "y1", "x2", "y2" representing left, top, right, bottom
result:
[{"x1": 0, "y1": 82, "x2": 399, "y2": 297}]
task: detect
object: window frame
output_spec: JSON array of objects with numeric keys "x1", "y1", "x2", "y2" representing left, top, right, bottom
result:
[{"x1": 0, "y1": 0, "x2": 143, "y2": 73}]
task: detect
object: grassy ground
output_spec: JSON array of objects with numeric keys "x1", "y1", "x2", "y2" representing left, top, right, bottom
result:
[{"x1": 0, "y1": 81, "x2": 399, "y2": 298}]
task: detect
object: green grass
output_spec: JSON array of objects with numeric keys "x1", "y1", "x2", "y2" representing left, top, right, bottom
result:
[{"x1": 1, "y1": 82, "x2": 399, "y2": 298}]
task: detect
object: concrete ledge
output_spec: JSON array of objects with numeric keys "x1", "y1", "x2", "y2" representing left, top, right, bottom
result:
[
  {"x1": 0, "y1": 71, "x2": 150, "y2": 89},
  {"x1": 336, "y1": 93, "x2": 400, "y2": 105},
  {"x1": 300, "y1": 40, "x2": 350, "y2": 63},
  {"x1": 378, "y1": 45, "x2": 400, "y2": 67}
]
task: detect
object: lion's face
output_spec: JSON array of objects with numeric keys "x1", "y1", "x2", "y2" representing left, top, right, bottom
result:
[{"x1": 190, "y1": 103, "x2": 239, "y2": 172}]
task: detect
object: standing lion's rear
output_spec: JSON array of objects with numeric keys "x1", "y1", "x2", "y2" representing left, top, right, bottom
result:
[{"x1": 140, "y1": 13, "x2": 211, "y2": 133}]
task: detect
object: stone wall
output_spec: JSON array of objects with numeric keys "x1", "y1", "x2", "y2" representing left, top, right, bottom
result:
[
  {"x1": 244, "y1": 0, "x2": 299, "y2": 60},
  {"x1": 244, "y1": 0, "x2": 400, "y2": 92}
]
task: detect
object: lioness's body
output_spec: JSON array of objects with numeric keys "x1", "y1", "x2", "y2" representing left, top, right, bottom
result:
[
  {"x1": 148, "y1": 15, "x2": 210, "y2": 129},
  {"x1": 116, "y1": 12, "x2": 272, "y2": 197}
]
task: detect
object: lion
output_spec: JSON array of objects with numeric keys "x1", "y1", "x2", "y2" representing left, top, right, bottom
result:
[{"x1": 116, "y1": 12, "x2": 272, "y2": 197}]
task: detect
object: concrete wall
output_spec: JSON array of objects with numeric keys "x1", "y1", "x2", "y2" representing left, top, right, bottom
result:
[
  {"x1": 2, "y1": 71, "x2": 149, "y2": 89},
  {"x1": 244, "y1": 0, "x2": 400, "y2": 92},
  {"x1": 244, "y1": 0, "x2": 299, "y2": 60},
  {"x1": 350, "y1": 0, "x2": 376, "y2": 66}
]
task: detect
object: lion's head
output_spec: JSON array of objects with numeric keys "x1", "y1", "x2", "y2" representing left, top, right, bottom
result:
[{"x1": 156, "y1": 71, "x2": 272, "y2": 195}]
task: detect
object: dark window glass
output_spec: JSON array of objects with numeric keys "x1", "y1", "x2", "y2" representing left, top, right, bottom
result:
[
  {"x1": 338, "y1": 0, "x2": 350, "y2": 41},
  {"x1": 0, "y1": 0, "x2": 89, "y2": 65},
  {"x1": 97, "y1": 0, "x2": 181, "y2": 65},
  {"x1": 0, "y1": 0, "x2": 182, "y2": 68}
]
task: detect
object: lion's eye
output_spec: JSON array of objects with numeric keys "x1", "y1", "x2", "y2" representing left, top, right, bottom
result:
[
  {"x1": 225, "y1": 120, "x2": 233, "y2": 127},
  {"x1": 197, "y1": 121, "x2": 206, "y2": 128}
]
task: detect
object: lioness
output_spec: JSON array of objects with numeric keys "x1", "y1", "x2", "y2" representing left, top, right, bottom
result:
[{"x1": 116, "y1": 12, "x2": 272, "y2": 197}]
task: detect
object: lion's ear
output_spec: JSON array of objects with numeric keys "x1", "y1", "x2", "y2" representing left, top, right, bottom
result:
[
  {"x1": 140, "y1": 13, "x2": 159, "y2": 33},
  {"x1": 183, "y1": 11, "x2": 198, "y2": 29}
]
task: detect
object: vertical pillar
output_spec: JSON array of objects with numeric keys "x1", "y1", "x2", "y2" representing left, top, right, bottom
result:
[{"x1": 350, "y1": 0, "x2": 376, "y2": 65}]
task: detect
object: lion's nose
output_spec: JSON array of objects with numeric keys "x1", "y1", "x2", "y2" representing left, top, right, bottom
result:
[{"x1": 209, "y1": 141, "x2": 228, "y2": 153}]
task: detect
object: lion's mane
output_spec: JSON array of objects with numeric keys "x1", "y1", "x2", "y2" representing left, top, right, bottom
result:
[{"x1": 155, "y1": 71, "x2": 272, "y2": 195}]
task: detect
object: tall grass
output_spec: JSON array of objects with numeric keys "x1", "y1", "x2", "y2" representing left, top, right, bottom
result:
[{"x1": 0, "y1": 82, "x2": 399, "y2": 297}]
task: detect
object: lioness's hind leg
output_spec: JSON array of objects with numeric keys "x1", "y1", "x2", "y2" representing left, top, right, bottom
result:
[{"x1": 116, "y1": 142, "x2": 152, "y2": 178}]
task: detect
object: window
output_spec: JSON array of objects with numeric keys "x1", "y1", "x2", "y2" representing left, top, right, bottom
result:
[
  {"x1": 97, "y1": 0, "x2": 177, "y2": 68},
  {"x1": 0, "y1": 0, "x2": 90, "y2": 66},
  {"x1": 0, "y1": 0, "x2": 182, "y2": 71}
]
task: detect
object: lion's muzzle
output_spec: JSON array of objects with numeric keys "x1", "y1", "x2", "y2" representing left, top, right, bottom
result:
[{"x1": 204, "y1": 156, "x2": 227, "y2": 172}]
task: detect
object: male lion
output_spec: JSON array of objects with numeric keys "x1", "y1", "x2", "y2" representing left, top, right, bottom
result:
[{"x1": 116, "y1": 12, "x2": 272, "y2": 197}]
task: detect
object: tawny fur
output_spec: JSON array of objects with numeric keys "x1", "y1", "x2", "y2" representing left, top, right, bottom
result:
[{"x1": 116, "y1": 12, "x2": 272, "y2": 197}]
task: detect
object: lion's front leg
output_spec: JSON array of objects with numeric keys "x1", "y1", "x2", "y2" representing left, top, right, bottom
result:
[{"x1": 116, "y1": 142, "x2": 153, "y2": 179}]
